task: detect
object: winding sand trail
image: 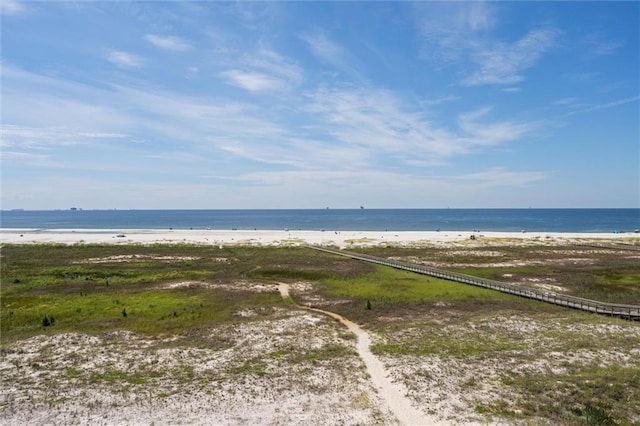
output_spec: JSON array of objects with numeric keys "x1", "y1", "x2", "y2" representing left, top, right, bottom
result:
[{"x1": 277, "y1": 283, "x2": 436, "y2": 425}]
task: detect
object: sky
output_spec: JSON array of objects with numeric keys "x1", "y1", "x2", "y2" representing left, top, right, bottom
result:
[{"x1": 1, "y1": 0, "x2": 638, "y2": 210}]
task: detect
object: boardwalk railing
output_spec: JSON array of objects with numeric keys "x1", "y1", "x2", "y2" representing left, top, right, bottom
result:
[
  {"x1": 576, "y1": 243, "x2": 640, "y2": 252},
  {"x1": 306, "y1": 245, "x2": 640, "y2": 321}
]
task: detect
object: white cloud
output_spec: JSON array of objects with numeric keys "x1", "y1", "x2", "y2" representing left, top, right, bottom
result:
[
  {"x1": 1, "y1": 66, "x2": 136, "y2": 145},
  {"x1": 583, "y1": 33, "x2": 623, "y2": 57},
  {"x1": 245, "y1": 48, "x2": 303, "y2": 84},
  {"x1": 301, "y1": 32, "x2": 361, "y2": 80},
  {"x1": 145, "y1": 34, "x2": 192, "y2": 51},
  {"x1": 463, "y1": 27, "x2": 559, "y2": 86},
  {"x1": 219, "y1": 48, "x2": 303, "y2": 93},
  {"x1": 464, "y1": 1, "x2": 497, "y2": 32},
  {"x1": 421, "y1": 95, "x2": 461, "y2": 106},
  {"x1": 185, "y1": 66, "x2": 199, "y2": 79},
  {"x1": 1, "y1": 0, "x2": 27, "y2": 16},
  {"x1": 564, "y1": 95, "x2": 640, "y2": 117},
  {"x1": 458, "y1": 107, "x2": 531, "y2": 147},
  {"x1": 105, "y1": 49, "x2": 145, "y2": 68},
  {"x1": 3, "y1": 62, "x2": 535, "y2": 175},
  {"x1": 417, "y1": 1, "x2": 497, "y2": 64},
  {"x1": 417, "y1": 3, "x2": 559, "y2": 86},
  {"x1": 306, "y1": 87, "x2": 533, "y2": 160},
  {"x1": 1, "y1": 125, "x2": 128, "y2": 150},
  {"x1": 220, "y1": 70, "x2": 287, "y2": 93},
  {"x1": 225, "y1": 166, "x2": 549, "y2": 208},
  {"x1": 456, "y1": 167, "x2": 547, "y2": 187}
]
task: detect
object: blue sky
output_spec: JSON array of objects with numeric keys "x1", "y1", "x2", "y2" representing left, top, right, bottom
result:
[{"x1": 1, "y1": 1, "x2": 638, "y2": 209}]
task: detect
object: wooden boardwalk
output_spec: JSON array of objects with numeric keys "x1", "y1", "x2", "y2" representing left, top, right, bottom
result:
[{"x1": 306, "y1": 245, "x2": 640, "y2": 321}]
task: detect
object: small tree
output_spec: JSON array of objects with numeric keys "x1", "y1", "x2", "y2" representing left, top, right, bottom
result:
[{"x1": 365, "y1": 300, "x2": 372, "y2": 310}]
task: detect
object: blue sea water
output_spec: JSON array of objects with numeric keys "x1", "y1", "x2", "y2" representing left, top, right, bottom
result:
[{"x1": 1, "y1": 209, "x2": 638, "y2": 233}]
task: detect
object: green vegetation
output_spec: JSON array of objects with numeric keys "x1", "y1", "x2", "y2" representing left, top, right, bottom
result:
[
  {"x1": 355, "y1": 244, "x2": 640, "y2": 304},
  {"x1": 372, "y1": 331, "x2": 524, "y2": 357},
  {"x1": 2, "y1": 243, "x2": 639, "y2": 425},
  {"x1": 500, "y1": 364, "x2": 639, "y2": 424},
  {"x1": 323, "y1": 264, "x2": 511, "y2": 303},
  {"x1": 0, "y1": 244, "x2": 299, "y2": 343}
]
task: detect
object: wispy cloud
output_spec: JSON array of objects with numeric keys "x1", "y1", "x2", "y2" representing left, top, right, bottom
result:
[
  {"x1": 1, "y1": 0, "x2": 28, "y2": 16},
  {"x1": 417, "y1": 1, "x2": 496, "y2": 63},
  {"x1": 229, "y1": 166, "x2": 548, "y2": 208},
  {"x1": 463, "y1": 27, "x2": 559, "y2": 86},
  {"x1": 1, "y1": 65, "x2": 135, "y2": 139},
  {"x1": 244, "y1": 48, "x2": 303, "y2": 84},
  {"x1": 145, "y1": 34, "x2": 192, "y2": 52},
  {"x1": 305, "y1": 87, "x2": 533, "y2": 161},
  {"x1": 3, "y1": 61, "x2": 537, "y2": 186},
  {"x1": 417, "y1": 2, "x2": 559, "y2": 86},
  {"x1": 301, "y1": 32, "x2": 361, "y2": 80},
  {"x1": 220, "y1": 70, "x2": 288, "y2": 93},
  {"x1": 456, "y1": 167, "x2": 547, "y2": 187},
  {"x1": 105, "y1": 49, "x2": 145, "y2": 68},
  {"x1": 1, "y1": 125, "x2": 128, "y2": 150},
  {"x1": 564, "y1": 95, "x2": 640, "y2": 117},
  {"x1": 420, "y1": 95, "x2": 461, "y2": 106},
  {"x1": 583, "y1": 32, "x2": 623, "y2": 57},
  {"x1": 458, "y1": 107, "x2": 531, "y2": 147},
  {"x1": 219, "y1": 48, "x2": 303, "y2": 93}
]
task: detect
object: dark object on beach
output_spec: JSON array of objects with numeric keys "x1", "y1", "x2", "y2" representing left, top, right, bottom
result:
[{"x1": 116, "y1": 234, "x2": 126, "y2": 238}]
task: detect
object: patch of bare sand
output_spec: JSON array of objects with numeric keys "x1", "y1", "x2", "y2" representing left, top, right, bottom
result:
[
  {"x1": 158, "y1": 280, "x2": 274, "y2": 293},
  {"x1": 73, "y1": 254, "x2": 202, "y2": 264}
]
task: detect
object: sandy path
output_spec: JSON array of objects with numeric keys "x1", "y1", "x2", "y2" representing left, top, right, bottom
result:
[{"x1": 277, "y1": 283, "x2": 436, "y2": 425}]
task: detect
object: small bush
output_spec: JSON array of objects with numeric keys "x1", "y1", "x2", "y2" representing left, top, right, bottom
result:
[
  {"x1": 41, "y1": 315, "x2": 55, "y2": 327},
  {"x1": 573, "y1": 402, "x2": 617, "y2": 426}
]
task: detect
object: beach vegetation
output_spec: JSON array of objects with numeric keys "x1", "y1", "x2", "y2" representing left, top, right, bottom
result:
[
  {"x1": 2, "y1": 243, "x2": 639, "y2": 424},
  {"x1": 351, "y1": 244, "x2": 640, "y2": 304}
]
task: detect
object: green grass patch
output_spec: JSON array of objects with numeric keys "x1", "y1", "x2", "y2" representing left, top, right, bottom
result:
[
  {"x1": 2, "y1": 285, "x2": 282, "y2": 343},
  {"x1": 372, "y1": 329, "x2": 524, "y2": 357},
  {"x1": 322, "y1": 265, "x2": 512, "y2": 304},
  {"x1": 1, "y1": 244, "x2": 305, "y2": 343},
  {"x1": 231, "y1": 359, "x2": 269, "y2": 377}
]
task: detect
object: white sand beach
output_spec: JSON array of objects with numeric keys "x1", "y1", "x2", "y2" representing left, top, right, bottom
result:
[{"x1": 1, "y1": 228, "x2": 638, "y2": 247}]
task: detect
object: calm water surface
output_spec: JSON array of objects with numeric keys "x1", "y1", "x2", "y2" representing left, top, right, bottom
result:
[{"x1": 1, "y1": 209, "x2": 638, "y2": 233}]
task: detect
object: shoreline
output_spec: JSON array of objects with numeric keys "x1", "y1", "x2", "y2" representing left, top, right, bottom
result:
[{"x1": 2, "y1": 228, "x2": 638, "y2": 248}]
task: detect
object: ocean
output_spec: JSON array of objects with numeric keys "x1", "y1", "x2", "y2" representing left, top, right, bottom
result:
[{"x1": 1, "y1": 209, "x2": 638, "y2": 233}]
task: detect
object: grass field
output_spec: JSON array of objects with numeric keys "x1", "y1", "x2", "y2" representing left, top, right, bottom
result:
[{"x1": 2, "y1": 243, "x2": 639, "y2": 425}]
